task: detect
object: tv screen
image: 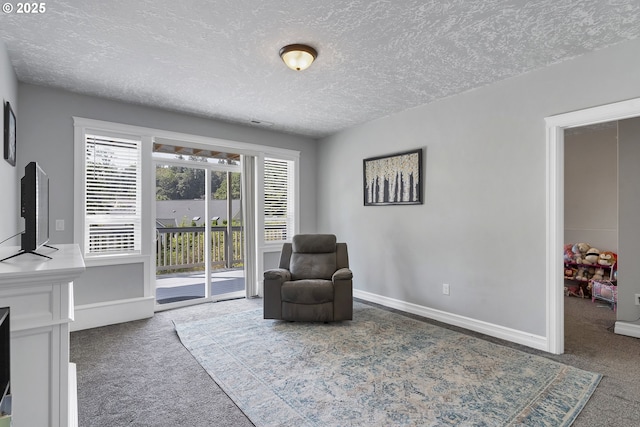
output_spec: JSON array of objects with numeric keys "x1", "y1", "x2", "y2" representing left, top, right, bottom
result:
[{"x1": 21, "y1": 161, "x2": 49, "y2": 252}]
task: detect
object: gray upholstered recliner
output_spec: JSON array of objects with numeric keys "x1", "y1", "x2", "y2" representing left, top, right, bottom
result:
[{"x1": 263, "y1": 234, "x2": 353, "y2": 322}]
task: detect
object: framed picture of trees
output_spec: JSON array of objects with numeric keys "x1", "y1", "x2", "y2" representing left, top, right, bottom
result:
[{"x1": 363, "y1": 148, "x2": 423, "y2": 206}]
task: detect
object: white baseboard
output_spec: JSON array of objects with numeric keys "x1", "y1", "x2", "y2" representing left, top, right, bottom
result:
[
  {"x1": 614, "y1": 321, "x2": 640, "y2": 338},
  {"x1": 354, "y1": 289, "x2": 548, "y2": 351},
  {"x1": 71, "y1": 296, "x2": 155, "y2": 332}
]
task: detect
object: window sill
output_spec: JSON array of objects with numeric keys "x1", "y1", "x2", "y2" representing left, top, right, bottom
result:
[
  {"x1": 83, "y1": 254, "x2": 150, "y2": 268},
  {"x1": 261, "y1": 242, "x2": 290, "y2": 253}
]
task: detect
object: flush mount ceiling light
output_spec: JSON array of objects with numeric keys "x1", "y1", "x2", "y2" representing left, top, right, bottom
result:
[{"x1": 279, "y1": 44, "x2": 317, "y2": 71}]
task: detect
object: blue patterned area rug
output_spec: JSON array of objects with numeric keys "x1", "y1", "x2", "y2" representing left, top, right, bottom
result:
[{"x1": 174, "y1": 303, "x2": 600, "y2": 426}]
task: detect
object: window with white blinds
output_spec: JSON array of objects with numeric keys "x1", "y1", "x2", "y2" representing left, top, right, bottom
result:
[
  {"x1": 264, "y1": 157, "x2": 295, "y2": 243},
  {"x1": 84, "y1": 133, "x2": 142, "y2": 256}
]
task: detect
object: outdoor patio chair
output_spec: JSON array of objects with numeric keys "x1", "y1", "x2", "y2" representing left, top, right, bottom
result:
[{"x1": 263, "y1": 234, "x2": 353, "y2": 322}]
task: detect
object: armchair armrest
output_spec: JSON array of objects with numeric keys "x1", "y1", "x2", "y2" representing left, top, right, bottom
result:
[
  {"x1": 332, "y1": 268, "x2": 353, "y2": 321},
  {"x1": 332, "y1": 268, "x2": 353, "y2": 281},
  {"x1": 264, "y1": 268, "x2": 291, "y2": 282}
]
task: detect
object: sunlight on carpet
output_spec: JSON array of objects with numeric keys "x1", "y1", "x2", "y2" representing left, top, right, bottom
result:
[{"x1": 174, "y1": 303, "x2": 600, "y2": 427}]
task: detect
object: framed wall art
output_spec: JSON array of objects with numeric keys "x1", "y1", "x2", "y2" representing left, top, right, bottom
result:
[
  {"x1": 363, "y1": 148, "x2": 423, "y2": 206},
  {"x1": 4, "y1": 101, "x2": 16, "y2": 166}
]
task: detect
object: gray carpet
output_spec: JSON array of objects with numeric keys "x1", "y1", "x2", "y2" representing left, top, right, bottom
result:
[{"x1": 71, "y1": 297, "x2": 640, "y2": 426}]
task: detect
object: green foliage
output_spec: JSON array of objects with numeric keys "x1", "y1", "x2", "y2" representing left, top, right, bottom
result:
[
  {"x1": 156, "y1": 166, "x2": 206, "y2": 201},
  {"x1": 214, "y1": 172, "x2": 241, "y2": 200},
  {"x1": 156, "y1": 166, "x2": 239, "y2": 201}
]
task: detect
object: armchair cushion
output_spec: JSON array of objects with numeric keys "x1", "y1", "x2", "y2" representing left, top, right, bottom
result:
[
  {"x1": 292, "y1": 234, "x2": 336, "y2": 253},
  {"x1": 290, "y1": 253, "x2": 336, "y2": 280},
  {"x1": 290, "y1": 234, "x2": 338, "y2": 280},
  {"x1": 281, "y1": 279, "x2": 333, "y2": 304}
]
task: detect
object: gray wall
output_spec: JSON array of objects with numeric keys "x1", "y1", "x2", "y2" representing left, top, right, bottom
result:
[
  {"x1": 0, "y1": 41, "x2": 18, "y2": 245},
  {"x1": 18, "y1": 83, "x2": 318, "y2": 245},
  {"x1": 317, "y1": 38, "x2": 640, "y2": 337},
  {"x1": 17, "y1": 83, "x2": 317, "y2": 304},
  {"x1": 618, "y1": 117, "x2": 640, "y2": 323},
  {"x1": 564, "y1": 125, "x2": 618, "y2": 251},
  {"x1": 74, "y1": 263, "x2": 144, "y2": 305}
]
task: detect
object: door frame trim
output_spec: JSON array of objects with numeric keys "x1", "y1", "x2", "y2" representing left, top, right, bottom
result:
[{"x1": 545, "y1": 97, "x2": 640, "y2": 354}]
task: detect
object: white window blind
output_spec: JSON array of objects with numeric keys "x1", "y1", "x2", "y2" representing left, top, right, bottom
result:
[
  {"x1": 84, "y1": 133, "x2": 142, "y2": 256},
  {"x1": 264, "y1": 157, "x2": 295, "y2": 242}
]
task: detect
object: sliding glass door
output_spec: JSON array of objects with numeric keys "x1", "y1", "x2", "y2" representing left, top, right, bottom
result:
[
  {"x1": 155, "y1": 162, "x2": 208, "y2": 305},
  {"x1": 153, "y1": 146, "x2": 245, "y2": 309},
  {"x1": 209, "y1": 170, "x2": 245, "y2": 300}
]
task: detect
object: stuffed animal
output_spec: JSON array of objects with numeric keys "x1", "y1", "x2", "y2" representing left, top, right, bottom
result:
[
  {"x1": 564, "y1": 244, "x2": 575, "y2": 263},
  {"x1": 565, "y1": 284, "x2": 581, "y2": 297},
  {"x1": 575, "y1": 266, "x2": 589, "y2": 281},
  {"x1": 572, "y1": 242, "x2": 590, "y2": 263},
  {"x1": 564, "y1": 267, "x2": 577, "y2": 279},
  {"x1": 598, "y1": 251, "x2": 617, "y2": 267},
  {"x1": 591, "y1": 268, "x2": 605, "y2": 281},
  {"x1": 583, "y1": 247, "x2": 600, "y2": 265}
]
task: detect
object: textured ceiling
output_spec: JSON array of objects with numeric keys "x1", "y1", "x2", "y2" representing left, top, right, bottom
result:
[{"x1": 1, "y1": 0, "x2": 639, "y2": 138}]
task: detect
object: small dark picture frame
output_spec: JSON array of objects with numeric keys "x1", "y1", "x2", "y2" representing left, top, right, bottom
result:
[
  {"x1": 363, "y1": 148, "x2": 423, "y2": 206},
  {"x1": 4, "y1": 101, "x2": 16, "y2": 166}
]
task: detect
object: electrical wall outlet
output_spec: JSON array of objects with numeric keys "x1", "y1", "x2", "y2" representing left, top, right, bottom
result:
[
  {"x1": 442, "y1": 283, "x2": 450, "y2": 295},
  {"x1": 635, "y1": 294, "x2": 640, "y2": 306},
  {"x1": 55, "y1": 219, "x2": 65, "y2": 231}
]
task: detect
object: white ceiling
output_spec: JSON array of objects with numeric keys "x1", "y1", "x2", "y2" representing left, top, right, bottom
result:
[{"x1": 1, "y1": 0, "x2": 639, "y2": 138}]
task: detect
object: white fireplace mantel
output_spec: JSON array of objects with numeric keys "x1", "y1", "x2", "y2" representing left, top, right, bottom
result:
[{"x1": 0, "y1": 244, "x2": 85, "y2": 427}]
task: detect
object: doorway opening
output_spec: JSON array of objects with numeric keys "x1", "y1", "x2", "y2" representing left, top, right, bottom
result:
[
  {"x1": 545, "y1": 97, "x2": 640, "y2": 354},
  {"x1": 153, "y1": 143, "x2": 245, "y2": 310},
  {"x1": 563, "y1": 123, "x2": 618, "y2": 353}
]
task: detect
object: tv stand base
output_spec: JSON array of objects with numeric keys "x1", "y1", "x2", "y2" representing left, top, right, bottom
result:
[{"x1": 0, "y1": 245, "x2": 59, "y2": 262}]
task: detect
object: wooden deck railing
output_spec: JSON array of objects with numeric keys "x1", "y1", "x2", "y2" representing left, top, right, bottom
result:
[{"x1": 156, "y1": 226, "x2": 244, "y2": 273}]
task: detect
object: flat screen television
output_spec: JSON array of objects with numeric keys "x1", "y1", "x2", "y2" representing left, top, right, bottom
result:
[
  {"x1": 21, "y1": 161, "x2": 49, "y2": 253},
  {"x1": 0, "y1": 161, "x2": 56, "y2": 262}
]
